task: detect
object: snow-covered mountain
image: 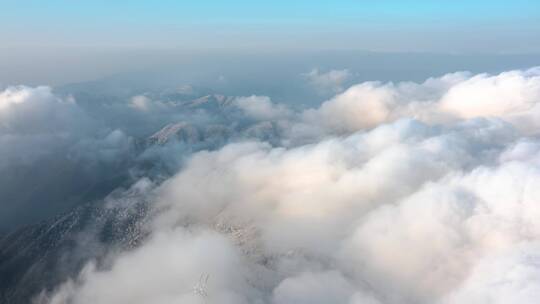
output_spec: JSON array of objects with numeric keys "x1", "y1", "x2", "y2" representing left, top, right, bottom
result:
[{"x1": 0, "y1": 89, "x2": 284, "y2": 303}]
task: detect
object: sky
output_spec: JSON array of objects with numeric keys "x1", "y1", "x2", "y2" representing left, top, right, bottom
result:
[
  {"x1": 1, "y1": 1, "x2": 539, "y2": 85},
  {"x1": 1, "y1": 0, "x2": 539, "y2": 51}
]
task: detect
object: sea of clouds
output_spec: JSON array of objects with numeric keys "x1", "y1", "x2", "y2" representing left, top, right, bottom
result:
[{"x1": 3, "y1": 67, "x2": 540, "y2": 303}]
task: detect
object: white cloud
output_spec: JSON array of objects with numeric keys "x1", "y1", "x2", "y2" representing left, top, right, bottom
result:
[
  {"x1": 302, "y1": 82, "x2": 395, "y2": 132},
  {"x1": 439, "y1": 70, "x2": 540, "y2": 118},
  {"x1": 299, "y1": 67, "x2": 540, "y2": 136},
  {"x1": 35, "y1": 66, "x2": 540, "y2": 304},
  {"x1": 443, "y1": 243, "x2": 540, "y2": 304},
  {"x1": 272, "y1": 271, "x2": 356, "y2": 304},
  {"x1": 43, "y1": 230, "x2": 251, "y2": 304},
  {"x1": 0, "y1": 86, "x2": 85, "y2": 134},
  {"x1": 234, "y1": 95, "x2": 291, "y2": 121},
  {"x1": 129, "y1": 95, "x2": 153, "y2": 112},
  {"x1": 303, "y1": 69, "x2": 352, "y2": 94},
  {"x1": 0, "y1": 86, "x2": 95, "y2": 167}
]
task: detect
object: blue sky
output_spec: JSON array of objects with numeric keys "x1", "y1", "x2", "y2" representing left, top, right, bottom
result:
[{"x1": 2, "y1": 0, "x2": 539, "y2": 52}]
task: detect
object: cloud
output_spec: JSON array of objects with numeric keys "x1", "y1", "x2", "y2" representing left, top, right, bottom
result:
[
  {"x1": 0, "y1": 86, "x2": 88, "y2": 134},
  {"x1": 303, "y1": 69, "x2": 352, "y2": 94},
  {"x1": 442, "y1": 243, "x2": 540, "y2": 304},
  {"x1": 128, "y1": 95, "x2": 174, "y2": 113},
  {"x1": 299, "y1": 67, "x2": 540, "y2": 136},
  {"x1": 0, "y1": 86, "x2": 94, "y2": 167},
  {"x1": 302, "y1": 82, "x2": 395, "y2": 132},
  {"x1": 439, "y1": 69, "x2": 540, "y2": 118},
  {"x1": 0, "y1": 85, "x2": 140, "y2": 168},
  {"x1": 41, "y1": 230, "x2": 251, "y2": 304},
  {"x1": 234, "y1": 95, "x2": 292, "y2": 121},
  {"x1": 10, "y1": 67, "x2": 540, "y2": 304},
  {"x1": 0, "y1": 86, "x2": 140, "y2": 230},
  {"x1": 129, "y1": 95, "x2": 154, "y2": 112},
  {"x1": 272, "y1": 271, "x2": 356, "y2": 304}
]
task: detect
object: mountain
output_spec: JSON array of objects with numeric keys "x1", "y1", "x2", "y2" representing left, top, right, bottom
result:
[
  {"x1": 0, "y1": 88, "x2": 285, "y2": 303},
  {"x1": 0, "y1": 196, "x2": 148, "y2": 304}
]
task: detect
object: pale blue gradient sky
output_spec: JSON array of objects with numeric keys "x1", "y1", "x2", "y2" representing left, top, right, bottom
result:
[
  {"x1": 1, "y1": 0, "x2": 539, "y2": 52},
  {"x1": 1, "y1": 1, "x2": 539, "y2": 85}
]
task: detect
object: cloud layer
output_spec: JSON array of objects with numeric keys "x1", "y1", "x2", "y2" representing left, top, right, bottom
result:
[{"x1": 4, "y1": 67, "x2": 540, "y2": 304}]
